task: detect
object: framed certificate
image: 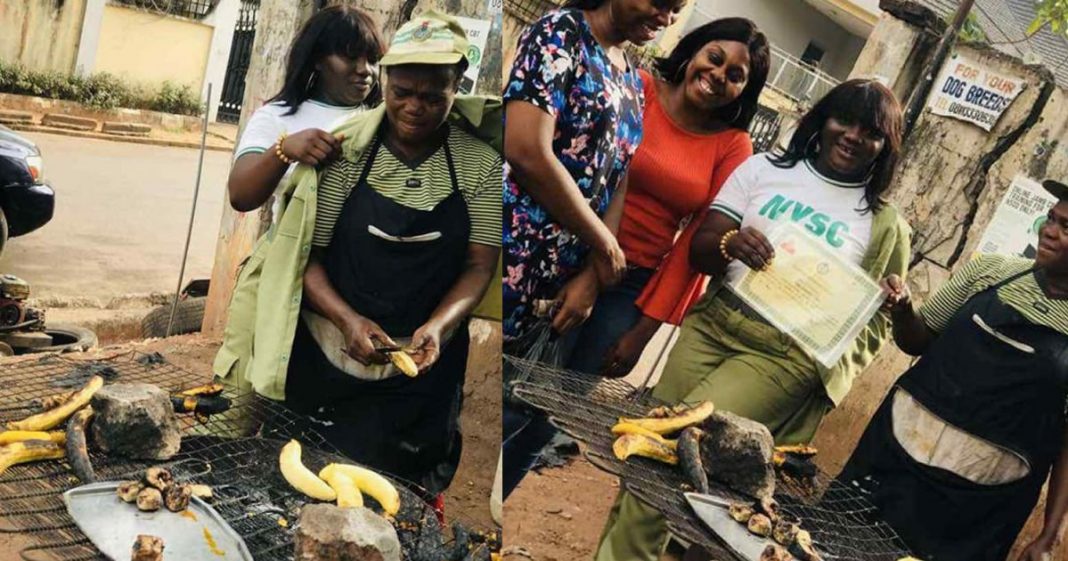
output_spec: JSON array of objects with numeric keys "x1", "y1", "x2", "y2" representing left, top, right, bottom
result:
[{"x1": 728, "y1": 223, "x2": 886, "y2": 368}]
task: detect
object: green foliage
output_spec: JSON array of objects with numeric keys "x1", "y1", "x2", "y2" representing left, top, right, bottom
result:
[
  {"x1": 1029, "y1": 0, "x2": 1068, "y2": 38},
  {"x1": 959, "y1": 13, "x2": 988, "y2": 42},
  {"x1": 0, "y1": 60, "x2": 202, "y2": 116}
]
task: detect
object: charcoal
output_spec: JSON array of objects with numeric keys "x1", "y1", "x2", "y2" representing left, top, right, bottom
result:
[
  {"x1": 696, "y1": 411, "x2": 776, "y2": 499},
  {"x1": 53, "y1": 363, "x2": 119, "y2": 388},
  {"x1": 294, "y1": 504, "x2": 401, "y2": 561},
  {"x1": 91, "y1": 383, "x2": 181, "y2": 460},
  {"x1": 136, "y1": 353, "x2": 166, "y2": 367}
]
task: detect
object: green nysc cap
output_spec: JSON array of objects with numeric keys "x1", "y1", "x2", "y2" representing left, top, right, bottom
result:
[{"x1": 380, "y1": 9, "x2": 469, "y2": 67}]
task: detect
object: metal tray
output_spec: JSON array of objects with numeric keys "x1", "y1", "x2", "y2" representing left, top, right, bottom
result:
[{"x1": 64, "y1": 482, "x2": 254, "y2": 561}]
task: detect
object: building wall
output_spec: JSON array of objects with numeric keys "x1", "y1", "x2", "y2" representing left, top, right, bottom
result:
[
  {"x1": 93, "y1": 4, "x2": 214, "y2": 91},
  {"x1": 686, "y1": 0, "x2": 867, "y2": 80},
  {"x1": 0, "y1": 0, "x2": 86, "y2": 74}
]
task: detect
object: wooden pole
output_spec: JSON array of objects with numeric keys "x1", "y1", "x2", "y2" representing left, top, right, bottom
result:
[{"x1": 902, "y1": 0, "x2": 977, "y2": 137}]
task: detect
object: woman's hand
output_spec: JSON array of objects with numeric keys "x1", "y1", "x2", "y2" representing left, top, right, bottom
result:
[
  {"x1": 340, "y1": 314, "x2": 395, "y2": 365},
  {"x1": 551, "y1": 268, "x2": 600, "y2": 334},
  {"x1": 724, "y1": 227, "x2": 775, "y2": 271},
  {"x1": 600, "y1": 319, "x2": 659, "y2": 378},
  {"x1": 408, "y1": 322, "x2": 444, "y2": 372},
  {"x1": 879, "y1": 274, "x2": 912, "y2": 315},
  {"x1": 1015, "y1": 535, "x2": 1054, "y2": 561},
  {"x1": 592, "y1": 235, "x2": 627, "y2": 287},
  {"x1": 281, "y1": 129, "x2": 345, "y2": 167}
]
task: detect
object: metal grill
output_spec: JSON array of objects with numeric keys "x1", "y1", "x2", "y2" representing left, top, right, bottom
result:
[
  {"x1": 0, "y1": 352, "x2": 495, "y2": 561},
  {"x1": 110, "y1": 0, "x2": 217, "y2": 20},
  {"x1": 508, "y1": 355, "x2": 914, "y2": 561}
]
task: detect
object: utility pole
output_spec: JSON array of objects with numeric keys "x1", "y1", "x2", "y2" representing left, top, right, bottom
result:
[{"x1": 903, "y1": 0, "x2": 977, "y2": 137}]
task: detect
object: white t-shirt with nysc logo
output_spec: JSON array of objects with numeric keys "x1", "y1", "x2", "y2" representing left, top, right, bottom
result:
[{"x1": 710, "y1": 154, "x2": 874, "y2": 284}]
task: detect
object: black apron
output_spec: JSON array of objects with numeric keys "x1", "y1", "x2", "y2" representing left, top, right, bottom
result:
[
  {"x1": 841, "y1": 269, "x2": 1068, "y2": 561},
  {"x1": 285, "y1": 129, "x2": 471, "y2": 496}
]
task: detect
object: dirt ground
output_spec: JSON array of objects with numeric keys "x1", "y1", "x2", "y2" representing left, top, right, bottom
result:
[{"x1": 0, "y1": 324, "x2": 501, "y2": 559}]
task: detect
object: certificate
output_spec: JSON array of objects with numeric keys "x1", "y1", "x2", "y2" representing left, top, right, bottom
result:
[{"x1": 728, "y1": 223, "x2": 886, "y2": 368}]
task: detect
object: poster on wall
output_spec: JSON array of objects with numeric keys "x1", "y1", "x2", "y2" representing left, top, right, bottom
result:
[
  {"x1": 455, "y1": 16, "x2": 492, "y2": 94},
  {"x1": 927, "y1": 53, "x2": 1027, "y2": 131},
  {"x1": 975, "y1": 175, "x2": 1057, "y2": 258}
]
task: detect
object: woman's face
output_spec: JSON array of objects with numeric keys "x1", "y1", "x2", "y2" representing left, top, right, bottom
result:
[
  {"x1": 384, "y1": 65, "x2": 458, "y2": 146},
  {"x1": 682, "y1": 40, "x2": 750, "y2": 113},
  {"x1": 315, "y1": 53, "x2": 377, "y2": 106},
  {"x1": 613, "y1": 0, "x2": 687, "y2": 45},
  {"x1": 816, "y1": 115, "x2": 885, "y2": 178}
]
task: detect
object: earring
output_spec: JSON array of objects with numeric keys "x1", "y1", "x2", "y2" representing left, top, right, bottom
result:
[
  {"x1": 305, "y1": 71, "x2": 318, "y2": 92},
  {"x1": 729, "y1": 104, "x2": 743, "y2": 123},
  {"x1": 805, "y1": 132, "x2": 820, "y2": 155},
  {"x1": 674, "y1": 59, "x2": 690, "y2": 81}
]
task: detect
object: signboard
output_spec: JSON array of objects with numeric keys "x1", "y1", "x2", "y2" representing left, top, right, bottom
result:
[
  {"x1": 455, "y1": 16, "x2": 492, "y2": 94},
  {"x1": 487, "y1": 0, "x2": 503, "y2": 15},
  {"x1": 975, "y1": 175, "x2": 1056, "y2": 258},
  {"x1": 927, "y1": 54, "x2": 1026, "y2": 131}
]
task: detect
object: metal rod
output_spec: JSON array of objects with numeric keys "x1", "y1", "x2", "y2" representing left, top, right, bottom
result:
[{"x1": 166, "y1": 83, "x2": 212, "y2": 338}]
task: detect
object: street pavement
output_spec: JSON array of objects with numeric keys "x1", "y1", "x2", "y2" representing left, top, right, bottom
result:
[{"x1": 0, "y1": 132, "x2": 232, "y2": 302}]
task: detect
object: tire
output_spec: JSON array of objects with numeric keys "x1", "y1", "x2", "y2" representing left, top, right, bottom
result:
[
  {"x1": 25, "y1": 324, "x2": 98, "y2": 354},
  {"x1": 141, "y1": 297, "x2": 206, "y2": 338}
]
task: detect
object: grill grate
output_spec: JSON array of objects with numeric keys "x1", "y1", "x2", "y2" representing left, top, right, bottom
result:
[
  {"x1": 508, "y1": 355, "x2": 914, "y2": 561},
  {"x1": 0, "y1": 352, "x2": 495, "y2": 561}
]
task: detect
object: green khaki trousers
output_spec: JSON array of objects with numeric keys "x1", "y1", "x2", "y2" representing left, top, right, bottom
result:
[{"x1": 594, "y1": 293, "x2": 832, "y2": 561}]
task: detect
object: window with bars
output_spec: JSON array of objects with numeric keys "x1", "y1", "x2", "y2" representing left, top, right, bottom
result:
[{"x1": 110, "y1": 0, "x2": 218, "y2": 20}]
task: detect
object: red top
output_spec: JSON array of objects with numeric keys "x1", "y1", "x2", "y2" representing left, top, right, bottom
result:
[{"x1": 621, "y1": 69, "x2": 753, "y2": 324}]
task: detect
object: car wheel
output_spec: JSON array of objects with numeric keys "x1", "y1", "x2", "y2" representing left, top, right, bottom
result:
[{"x1": 141, "y1": 297, "x2": 207, "y2": 338}]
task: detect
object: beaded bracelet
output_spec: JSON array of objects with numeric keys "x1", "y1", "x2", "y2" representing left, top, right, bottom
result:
[
  {"x1": 719, "y1": 229, "x2": 739, "y2": 261},
  {"x1": 275, "y1": 132, "x2": 295, "y2": 165}
]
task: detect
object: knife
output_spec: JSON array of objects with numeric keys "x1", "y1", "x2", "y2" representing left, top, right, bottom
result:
[{"x1": 685, "y1": 492, "x2": 770, "y2": 560}]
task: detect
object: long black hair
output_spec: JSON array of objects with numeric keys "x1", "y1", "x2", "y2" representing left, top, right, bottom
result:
[
  {"x1": 654, "y1": 18, "x2": 769, "y2": 130},
  {"x1": 770, "y1": 79, "x2": 903, "y2": 213},
  {"x1": 269, "y1": 5, "x2": 386, "y2": 114}
]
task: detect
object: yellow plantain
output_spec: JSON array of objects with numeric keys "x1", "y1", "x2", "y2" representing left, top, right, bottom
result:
[
  {"x1": 0, "y1": 431, "x2": 65, "y2": 446},
  {"x1": 279, "y1": 440, "x2": 336, "y2": 501},
  {"x1": 616, "y1": 401, "x2": 715, "y2": 436},
  {"x1": 318, "y1": 465, "x2": 364, "y2": 508},
  {"x1": 9, "y1": 376, "x2": 104, "y2": 431},
  {"x1": 389, "y1": 351, "x2": 419, "y2": 377},
  {"x1": 610, "y1": 422, "x2": 676, "y2": 447},
  {"x1": 0, "y1": 440, "x2": 65, "y2": 477},
  {"x1": 613, "y1": 434, "x2": 679, "y2": 465},
  {"x1": 323, "y1": 463, "x2": 401, "y2": 516}
]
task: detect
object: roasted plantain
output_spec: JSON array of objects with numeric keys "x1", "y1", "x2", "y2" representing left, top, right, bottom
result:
[
  {"x1": 176, "y1": 383, "x2": 224, "y2": 397},
  {"x1": 612, "y1": 434, "x2": 678, "y2": 465},
  {"x1": 677, "y1": 427, "x2": 708, "y2": 493},
  {"x1": 170, "y1": 395, "x2": 232, "y2": 416},
  {"x1": 117, "y1": 480, "x2": 144, "y2": 502},
  {"x1": 0, "y1": 440, "x2": 65, "y2": 477},
  {"x1": 65, "y1": 407, "x2": 95, "y2": 483},
  {"x1": 8, "y1": 376, "x2": 103, "y2": 431},
  {"x1": 322, "y1": 463, "x2": 401, "y2": 516},
  {"x1": 0, "y1": 431, "x2": 65, "y2": 446},
  {"x1": 279, "y1": 440, "x2": 336, "y2": 501},
  {"x1": 616, "y1": 401, "x2": 715, "y2": 436}
]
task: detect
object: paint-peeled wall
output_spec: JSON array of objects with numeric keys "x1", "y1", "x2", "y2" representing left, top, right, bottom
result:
[
  {"x1": 0, "y1": 0, "x2": 86, "y2": 73},
  {"x1": 93, "y1": 4, "x2": 212, "y2": 91}
]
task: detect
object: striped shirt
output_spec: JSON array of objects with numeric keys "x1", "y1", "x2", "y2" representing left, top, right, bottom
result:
[
  {"x1": 312, "y1": 124, "x2": 502, "y2": 248},
  {"x1": 921, "y1": 254, "x2": 1068, "y2": 334}
]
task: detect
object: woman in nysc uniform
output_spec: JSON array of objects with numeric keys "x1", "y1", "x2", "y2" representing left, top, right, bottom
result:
[
  {"x1": 288, "y1": 11, "x2": 501, "y2": 507},
  {"x1": 840, "y1": 180, "x2": 1068, "y2": 561}
]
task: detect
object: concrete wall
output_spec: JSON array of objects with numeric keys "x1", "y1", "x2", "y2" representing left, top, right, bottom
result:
[
  {"x1": 0, "y1": 0, "x2": 86, "y2": 74},
  {"x1": 94, "y1": 4, "x2": 213, "y2": 91},
  {"x1": 686, "y1": 0, "x2": 867, "y2": 80}
]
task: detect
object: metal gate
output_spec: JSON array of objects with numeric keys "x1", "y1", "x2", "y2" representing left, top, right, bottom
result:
[{"x1": 217, "y1": 0, "x2": 260, "y2": 123}]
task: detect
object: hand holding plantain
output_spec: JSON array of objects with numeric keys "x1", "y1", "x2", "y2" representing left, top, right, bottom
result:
[
  {"x1": 340, "y1": 314, "x2": 395, "y2": 366},
  {"x1": 408, "y1": 321, "x2": 443, "y2": 372}
]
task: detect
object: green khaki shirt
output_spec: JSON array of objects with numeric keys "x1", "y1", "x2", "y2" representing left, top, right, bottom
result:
[{"x1": 213, "y1": 96, "x2": 503, "y2": 400}]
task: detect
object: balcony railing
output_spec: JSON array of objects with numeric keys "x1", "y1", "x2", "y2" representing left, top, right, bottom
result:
[{"x1": 766, "y1": 44, "x2": 840, "y2": 106}]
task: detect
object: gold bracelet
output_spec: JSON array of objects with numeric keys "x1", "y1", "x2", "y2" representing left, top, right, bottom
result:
[
  {"x1": 719, "y1": 229, "x2": 739, "y2": 261},
  {"x1": 275, "y1": 132, "x2": 295, "y2": 165}
]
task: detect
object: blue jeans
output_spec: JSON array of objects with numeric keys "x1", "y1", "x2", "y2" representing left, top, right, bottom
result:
[{"x1": 502, "y1": 267, "x2": 653, "y2": 499}]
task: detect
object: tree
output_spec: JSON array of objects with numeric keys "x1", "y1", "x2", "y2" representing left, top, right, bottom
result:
[{"x1": 1029, "y1": 0, "x2": 1068, "y2": 38}]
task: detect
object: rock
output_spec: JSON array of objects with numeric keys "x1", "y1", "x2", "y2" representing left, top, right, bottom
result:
[
  {"x1": 697, "y1": 411, "x2": 776, "y2": 499},
  {"x1": 295, "y1": 504, "x2": 401, "y2": 561},
  {"x1": 91, "y1": 384, "x2": 180, "y2": 460}
]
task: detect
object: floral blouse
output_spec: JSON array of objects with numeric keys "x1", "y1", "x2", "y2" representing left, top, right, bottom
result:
[{"x1": 502, "y1": 8, "x2": 645, "y2": 340}]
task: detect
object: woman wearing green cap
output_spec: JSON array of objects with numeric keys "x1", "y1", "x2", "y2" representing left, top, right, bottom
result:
[{"x1": 213, "y1": 11, "x2": 501, "y2": 508}]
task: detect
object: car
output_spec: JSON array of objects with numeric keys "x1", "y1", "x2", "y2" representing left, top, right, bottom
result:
[{"x1": 0, "y1": 125, "x2": 54, "y2": 256}]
